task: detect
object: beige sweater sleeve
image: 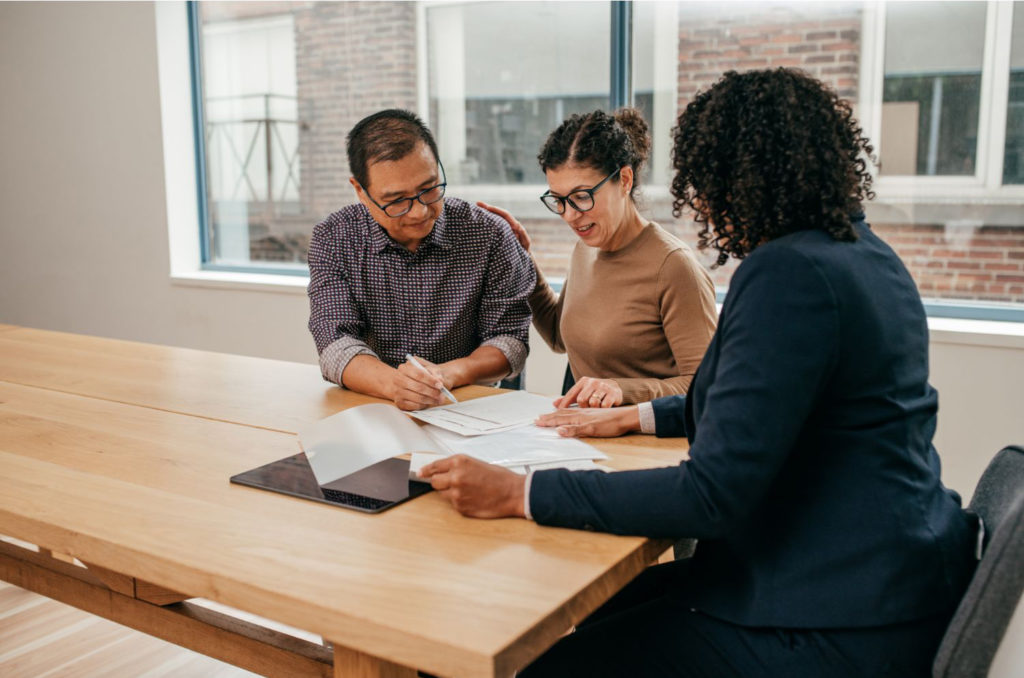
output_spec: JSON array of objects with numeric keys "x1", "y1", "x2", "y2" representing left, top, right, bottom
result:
[
  {"x1": 613, "y1": 249, "x2": 718, "y2": 404},
  {"x1": 528, "y1": 257, "x2": 568, "y2": 354}
]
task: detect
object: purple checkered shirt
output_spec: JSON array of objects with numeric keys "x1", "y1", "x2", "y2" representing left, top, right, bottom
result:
[{"x1": 307, "y1": 197, "x2": 535, "y2": 387}]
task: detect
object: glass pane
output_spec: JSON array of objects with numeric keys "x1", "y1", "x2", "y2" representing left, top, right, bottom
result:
[
  {"x1": 880, "y1": 1, "x2": 986, "y2": 176},
  {"x1": 636, "y1": 1, "x2": 865, "y2": 288},
  {"x1": 1005, "y1": 2, "x2": 1024, "y2": 184},
  {"x1": 425, "y1": 1, "x2": 610, "y2": 280},
  {"x1": 197, "y1": 1, "x2": 421, "y2": 267},
  {"x1": 426, "y1": 2, "x2": 609, "y2": 186},
  {"x1": 629, "y1": 1, "x2": 1024, "y2": 310}
]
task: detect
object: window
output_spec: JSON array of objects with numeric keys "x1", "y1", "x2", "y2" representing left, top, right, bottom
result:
[
  {"x1": 426, "y1": 2, "x2": 610, "y2": 186},
  {"x1": 880, "y1": 2, "x2": 986, "y2": 177},
  {"x1": 1006, "y1": 2, "x2": 1024, "y2": 184},
  {"x1": 187, "y1": 1, "x2": 1024, "y2": 319}
]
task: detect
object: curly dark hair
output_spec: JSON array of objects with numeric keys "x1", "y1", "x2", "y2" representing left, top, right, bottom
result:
[
  {"x1": 538, "y1": 108, "x2": 651, "y2": 200},
  {"x1": 671, "y1": 68, "x2": 875, "y2": 267}
]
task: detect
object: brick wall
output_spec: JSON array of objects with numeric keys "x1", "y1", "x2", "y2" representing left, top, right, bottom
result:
[
  {"x1": 873, "y1": 223, "x2": 1024, "y2": 303},
  {"x1": 675, "y1": 3, "x2": 862, "y2": 109}
]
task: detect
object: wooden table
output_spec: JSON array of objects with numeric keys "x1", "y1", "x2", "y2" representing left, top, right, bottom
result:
[{"x1": 0, "y1": 327, "x2": 687, "y2": 677}]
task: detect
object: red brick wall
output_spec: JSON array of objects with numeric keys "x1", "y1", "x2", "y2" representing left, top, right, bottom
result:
[
  {"x1": 675, "y1": 4, "x2": 862, "y2": 109},
  {"x1": 873, "y1": 223, "x2": 1024, "y2": 303}
]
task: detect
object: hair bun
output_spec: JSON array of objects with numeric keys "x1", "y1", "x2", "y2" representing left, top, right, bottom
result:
[{"x1": 613, "y1": 108, "x2": 651, "y2": 167}]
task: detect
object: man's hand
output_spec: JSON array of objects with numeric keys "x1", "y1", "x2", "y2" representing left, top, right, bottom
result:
[
  {"x1": 391, "y1": 356, "x2": 452, "y2": 411},
  {"x1": 477, "y1": 201, "x2": 531, "y2": 252},
  {"x1": 418, "y1": 455, "x2": 526, "y2": 518},
  {"x1": 554, "y1": 377, "x2": 624, "y2": 409},
  {"x1": 535, "y1": 406, "x2": 641, "y2": 439}
]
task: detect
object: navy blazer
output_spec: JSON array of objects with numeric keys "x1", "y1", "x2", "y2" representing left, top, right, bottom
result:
[{"x1": 529, "y1": 219, "x2": 976, "y2": 628}]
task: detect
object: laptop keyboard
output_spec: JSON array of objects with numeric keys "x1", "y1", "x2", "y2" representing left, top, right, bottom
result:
[{"x1": 320, "y1": 487, "x2": 392, "y2": 511}]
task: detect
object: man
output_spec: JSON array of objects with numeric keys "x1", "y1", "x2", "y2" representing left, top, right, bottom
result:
[{"x1": 308, "y1": 109, "x2": 535, "y2": 410}]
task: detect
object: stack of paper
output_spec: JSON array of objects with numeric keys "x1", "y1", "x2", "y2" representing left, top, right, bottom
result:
[
  {"x1": 406, "y1": 392, "x2": 608, "y2": 478},
  {"x1": 296, "y1": 392, "x2": 609, "y2": 484},
  {"x1": 408, "y1": 391, "x2": 557, "y2": 435}
]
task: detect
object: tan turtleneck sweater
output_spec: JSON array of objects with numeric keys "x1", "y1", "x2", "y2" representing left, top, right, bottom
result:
[{"x1": 530, "y1": 222, "x2": 717, "y2": 403}]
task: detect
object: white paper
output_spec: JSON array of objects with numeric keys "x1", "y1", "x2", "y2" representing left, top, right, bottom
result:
[
  {"x1": 408, "y1": 452, "x2": 605, "y2": 480},
  {"x1": 423, "y1": 424, "x2": 607, "y2": 466},
  {"x1": 408, "y1": 452, "x2": 446, "y2": 480},
  {"x1": 299, "y1": 404, "x2": 443, "y2": 485},
  {"x1": 408, "y1": 391, "x2": 557, "y2": 435}
]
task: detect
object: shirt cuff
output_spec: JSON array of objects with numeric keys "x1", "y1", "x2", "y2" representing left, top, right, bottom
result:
[
  {"x1": 637, "y1": 401, "x2": 657, "y2": 435},
  {"x1": 481, "y1": 335, "x2": 528, "y2": 378},
  {"x1": 319, "y1": 336, "x2": 379, "y2": 386},
  {"x1": 523, "y1": 470, "x2": 535, "y2": 521}
]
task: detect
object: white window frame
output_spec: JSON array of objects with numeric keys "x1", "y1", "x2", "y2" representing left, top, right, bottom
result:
[{"x1": 859, "y1": 0, "x2": 1024, "y2": 205}]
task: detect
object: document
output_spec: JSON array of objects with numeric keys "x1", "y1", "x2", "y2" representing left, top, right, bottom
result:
[
  {"x1": 422, "y1": 424, "x2": 607, "y2": 467},
  {"x1": 410, "y1": 454, "x2": 606, "y2": 478},
  {"x1": 298, "y1": 403, "x2": 445, "y2": 484},
  {"x1": 408, "y1": 391, "x2": 557, "y2": 435},
  {"x1": 297, "y1": 397, "x2": 606, "y2": 483}
]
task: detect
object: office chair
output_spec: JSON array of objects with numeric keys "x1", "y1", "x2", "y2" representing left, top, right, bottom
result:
[{"x1": 933, "y1": 444, "x2": 1024, "y2": 678}]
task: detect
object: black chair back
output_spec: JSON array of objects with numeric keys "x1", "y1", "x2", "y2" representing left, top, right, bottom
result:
[{"x1": 933, "y1": 445, "x2": 1024, "y2": 678}]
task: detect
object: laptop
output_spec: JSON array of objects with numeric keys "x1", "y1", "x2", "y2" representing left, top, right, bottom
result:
[{"x1": 230, "y1": 452, "x2": 432, "y2": 514}]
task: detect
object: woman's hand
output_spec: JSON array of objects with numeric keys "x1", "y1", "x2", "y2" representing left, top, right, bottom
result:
[
  {"x1": 418, "y1": 455, "x2": 526, "y2": 518},
  {"x1": 555, "y1": 377, "x2": 623, "y2": 409},
  {"x1": 536, "y1": 406, "x2": 641, "y2": 439},
  {"x1": 477, "y1": 201, "x2": 531, "y2": 252}
]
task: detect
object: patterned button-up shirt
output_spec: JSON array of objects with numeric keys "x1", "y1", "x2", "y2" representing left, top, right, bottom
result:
[{"x1": 307, "y1": 197, "x2": 536, "y2": 386}]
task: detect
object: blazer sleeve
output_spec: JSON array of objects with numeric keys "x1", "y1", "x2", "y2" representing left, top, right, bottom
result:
[
  {"x1": 651, "y1": 394, "x2": 690, "y2": 438},
  {"x1": 529, "y1": 246, "x2": 840, "y2": 539}
]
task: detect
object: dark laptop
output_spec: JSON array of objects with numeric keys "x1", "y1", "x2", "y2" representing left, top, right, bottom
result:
[{"x1": 230, "y1": 452, "x2": 432, "y2": 514}]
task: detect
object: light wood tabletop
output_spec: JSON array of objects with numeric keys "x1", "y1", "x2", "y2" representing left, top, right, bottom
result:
[{"x1": 0, "y1": 327, "x2": 689, "y2": 677}]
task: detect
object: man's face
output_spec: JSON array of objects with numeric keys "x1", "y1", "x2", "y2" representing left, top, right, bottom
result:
[{"x1": 350, "y1": 142, "x2": 444, "y2": 252}]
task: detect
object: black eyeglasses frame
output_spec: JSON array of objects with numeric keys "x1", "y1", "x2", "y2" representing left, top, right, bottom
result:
[
  {"x1": 361, "y1": 162, "x2": 448, "y2": 218},
  {"x1": 539, "y1": 166, "x2": 623, "y2": 215}
]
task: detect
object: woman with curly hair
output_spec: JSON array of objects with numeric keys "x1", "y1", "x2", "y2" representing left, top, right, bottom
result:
[
  {"x1": 420, "y1": 69, "x2": 976, "y2": 676},
  {"x1": 481, "y1": 108, "x2": 717, "y2": 408}
]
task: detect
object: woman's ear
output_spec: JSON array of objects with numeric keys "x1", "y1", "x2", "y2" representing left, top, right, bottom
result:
[{"x1": 620, "y1": 165, "x2": 634, "y2": 195}]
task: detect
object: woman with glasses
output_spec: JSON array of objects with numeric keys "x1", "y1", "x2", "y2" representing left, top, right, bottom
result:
[
  {"x1": 421, "y1": 70, "x2": 976, "y2": 677},
  {"x1": 484, "y1": 108, "x2": 717, "y2": 408}
]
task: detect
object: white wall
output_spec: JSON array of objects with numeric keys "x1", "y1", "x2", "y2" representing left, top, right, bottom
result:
[
  {"x1": 0, "y1": 1, "x2": 316, "y2": 366},
  {"x1": 0, "y1": 3, "x2": 1021, "y2": 674}
]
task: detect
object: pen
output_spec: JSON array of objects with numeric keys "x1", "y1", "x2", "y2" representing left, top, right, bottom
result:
[{"x1": 404, "y1": 354, "x2": 458, "y2": 404}]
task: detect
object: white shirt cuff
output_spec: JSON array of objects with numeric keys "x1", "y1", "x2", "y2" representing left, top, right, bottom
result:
[
  {"x1": 637, "y1": 401, "x2": 657, "y2": 435},
  {"x1": 523, "y1": 470, "x2": 535, "y2": 521}
]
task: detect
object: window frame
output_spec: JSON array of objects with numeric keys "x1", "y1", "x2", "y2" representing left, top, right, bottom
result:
[
  {"x1": 860, "y1": 0, "x2": 1024, "y2": 201},
  {"x1": 179, "y1": 0, "x2": 1024, "y2": 322}
]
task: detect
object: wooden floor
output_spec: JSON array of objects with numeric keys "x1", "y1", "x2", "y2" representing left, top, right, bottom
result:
[{"x1": 0, "y1": 581, "x2": 260, "y2": 678}]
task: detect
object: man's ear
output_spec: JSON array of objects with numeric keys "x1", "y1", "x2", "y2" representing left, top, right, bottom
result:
[{"x1": 350, "y1": 177, "x2": 370, "y2": 209}]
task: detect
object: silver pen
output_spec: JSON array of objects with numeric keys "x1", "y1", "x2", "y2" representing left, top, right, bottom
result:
[{"x1": 404, "y1": 354, "x2": 458, "y2": 404}]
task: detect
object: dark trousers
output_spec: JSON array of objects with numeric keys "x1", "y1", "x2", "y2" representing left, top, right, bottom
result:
[{"x1": 519, "y1": 560, "x2": 952, "y2": 678}]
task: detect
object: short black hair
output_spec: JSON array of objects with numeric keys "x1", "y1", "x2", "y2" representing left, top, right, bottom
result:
[
  {"x1": 346, "y1": 109, "x2": 440, "y2": 189},
  {"x1": 671, "y1": 68, "x2": 875, "y2": 267},
  {"x1": 537, "y1": 108, "x2": 651, "y2": 201}
]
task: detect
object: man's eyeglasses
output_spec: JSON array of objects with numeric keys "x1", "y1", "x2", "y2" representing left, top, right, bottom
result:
[
  {"x1": 539, "y1": 167, "x2": 622, "y2": 215},
  {"x1": 363, "y1": 162, "x2": 447, "y2": 218}
]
